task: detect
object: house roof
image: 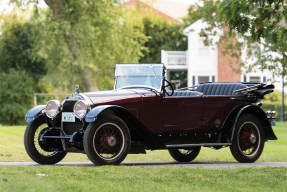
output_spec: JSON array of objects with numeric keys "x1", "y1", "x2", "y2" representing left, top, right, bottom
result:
[
  {"x1": 124, "y1": 0, "x2": 191, "y2": 24},
  {"x1": 183, "y1": 19, "x2": 205, "y2": 35},
  {"x1": 183, "y1": 19, "x2": 223, "y2": 40}
]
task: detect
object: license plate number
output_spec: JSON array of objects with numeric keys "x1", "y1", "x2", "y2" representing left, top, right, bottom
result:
[{"x1": 62, "y1": 112, "x2": 75, "y2": 122}]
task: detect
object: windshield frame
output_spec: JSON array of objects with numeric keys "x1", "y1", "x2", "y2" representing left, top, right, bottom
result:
[{"x1": 114, "y1": 64, "x2": 165, "y2": 92}]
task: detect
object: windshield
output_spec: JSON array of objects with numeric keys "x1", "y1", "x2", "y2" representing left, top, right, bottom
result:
[{"x1": 114, "y1": 64, "x2": 164, "y2": 91}]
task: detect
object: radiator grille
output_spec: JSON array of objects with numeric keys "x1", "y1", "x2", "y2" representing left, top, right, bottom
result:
[{"x1": 62, "y1": 100, "x2": 83, "y2": 135}]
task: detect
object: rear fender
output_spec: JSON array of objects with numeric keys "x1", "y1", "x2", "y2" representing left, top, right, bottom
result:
[
  {"x1": 231, "y1": 105, "x2": 277, "y2": 141},
  {"x1": 25, "y1": 105, "x2": 45, "y2": 122}
]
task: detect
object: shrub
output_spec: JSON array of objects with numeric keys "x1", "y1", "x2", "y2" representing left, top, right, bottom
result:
[{"x1": 0, "y1": 70, "x2": 34, "y2": 125}]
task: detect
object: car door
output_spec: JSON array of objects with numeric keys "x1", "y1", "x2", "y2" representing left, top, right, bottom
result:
[
  {"x1": 137, "y1": 91, "x2": 165, "y2": 133},
  {"x1": 163, "y1": 95, "x2": 204, "y2": 132}
]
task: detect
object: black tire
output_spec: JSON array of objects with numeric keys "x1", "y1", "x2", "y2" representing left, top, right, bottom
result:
[
  {"x1": 24, "y1": 115, "x2": 67, "y2": 164},
  {"x1": 230, "y1": 114, "x2": 265, "y2": 163},
  {"x1": 168, "y1": 147, "x2": 201, "y2": 162},
  {"x1": 83, "y1": 115, "x2": 131, "y2": 165}
]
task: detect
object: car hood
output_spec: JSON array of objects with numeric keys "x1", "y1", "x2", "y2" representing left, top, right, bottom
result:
[{"x1": 83, "y1": 89, "x2": 156, "y2": 105}]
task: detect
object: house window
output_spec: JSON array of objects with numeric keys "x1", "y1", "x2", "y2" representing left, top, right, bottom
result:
[
  {"x1": 198, "y1": 76, "x2": 210, "y2": 84},
  {"x1": 249, "y1": 76, "x2": 261, "y2": 83}
]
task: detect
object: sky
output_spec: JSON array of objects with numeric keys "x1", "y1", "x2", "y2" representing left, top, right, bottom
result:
[
  {"x1": 0, "y1": 0, "x2": 12, "y2": 13},
  {"x1": 0, "y1": 0, "x2": 47, "y2": 13},
  {"x1": 168, "y1": 0, "x2": 198, "y2": 4},
  {"x1": 0, "y1": 0, "x2": 199, "y2": 13}
]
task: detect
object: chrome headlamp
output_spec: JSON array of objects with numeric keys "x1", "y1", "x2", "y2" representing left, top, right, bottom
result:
[
  {"x1": 73, "y1": 100, "x2": 90, "y2": 119},
  {"x1": 45, "y1": 100, "x2": 60, "y2": 118}
]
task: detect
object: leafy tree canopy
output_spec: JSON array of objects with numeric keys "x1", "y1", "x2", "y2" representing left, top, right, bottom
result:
[
  {"x1": 218, "y1": 0, "x2": 287, "y2": 77},
  {"x1": 0, "y1": 12, "x2": 47, "y2": 84},
  {"x1": 219, "y1": 0, "x2": 286, "y2": 43},
  {"x1": 187, "y1": 0, "x2": 287, "y2": 120},
  {"x1": 7, "y1": 0, "x2": 146, "y2": 91},
  {"x1": 140, "y1": 17, "x2": 187, "y2": 63},
  {"x1": 186, "y1": 0, "x2": 287, "y2": 78},
  {"x1": 0, "y1": 70, "x2": 34, "y2": 125}
]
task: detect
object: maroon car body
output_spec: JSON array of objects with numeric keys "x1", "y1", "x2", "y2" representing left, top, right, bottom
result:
[{"x1": 24, "y1": 64, "x2": 277, "y2": 165}]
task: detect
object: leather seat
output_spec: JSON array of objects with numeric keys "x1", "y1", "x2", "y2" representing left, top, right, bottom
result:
[{"x1": 195, "y1": 83, "x2": 247, "y2": 96}]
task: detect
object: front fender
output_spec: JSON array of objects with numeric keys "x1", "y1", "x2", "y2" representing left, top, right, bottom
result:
[
  {"x1": 25, "y1": 105, "x2": 45, "y2": 122},
  {"x1": 231, "y1": 105, "x2": 277, "y2": 141},
  {"x1": 85, "y1": 105, "x2": 126, "y2": 122},
  {"x1": 85, "y1": 105, "x2": 157, "y2": 149}
]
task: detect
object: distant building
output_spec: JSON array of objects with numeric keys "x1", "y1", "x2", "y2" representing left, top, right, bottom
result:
[
  {"x1": 123, "y1": 0, "x2": 281, "y2": 90},
  {"x1": 123, "y1": 0, "x2": 190, "y2": 24},
  {"x1": 162, "y1": 20, "x2": 271, "y2": 88}
]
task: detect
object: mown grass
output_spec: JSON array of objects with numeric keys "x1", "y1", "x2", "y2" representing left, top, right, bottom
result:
[
  {"x1": 0, "y1": 122, "x2": 286, "y2": 162},
  {"x1": 0, "y1": 123, "x2": 286, "y2": 191},
  {"x1": 0, "y1": 166, "x2": 287, "y2": 192}
]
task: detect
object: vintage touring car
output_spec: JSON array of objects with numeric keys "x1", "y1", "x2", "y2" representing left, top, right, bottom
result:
[{"x1": 24, "y1": 64, "x2": 277, "y2": 165}]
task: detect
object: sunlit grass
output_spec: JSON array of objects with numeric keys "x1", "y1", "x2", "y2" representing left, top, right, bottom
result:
[
  {"x1": 0, "y1": 166, "x2": 286, "y2": 192},
  {"x1": 0, "y1": 123, "x2": 286, "y2": 191},
  {"x1": 0, "y1": 122, "x2": 286, "y2": 162}
]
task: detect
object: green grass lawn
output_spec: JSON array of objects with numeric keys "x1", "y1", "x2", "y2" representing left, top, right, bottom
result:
[
  {"x1": 0, "y1": 166, "x2": 286, "y2": 192},
  {"x1": 0, "y1": 122, "x2": 286, "y2": 192},
  {"x1": 0, "y1": 122, "x2": 286, "y2": 162}
]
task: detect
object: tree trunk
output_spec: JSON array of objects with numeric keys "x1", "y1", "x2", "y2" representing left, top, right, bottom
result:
[
  {"x1": 43, "y1": 0, "x2": 97, "y2": 91},
  {"x1": 63, "y1": 30, "x2": 95, "y2": 91}
]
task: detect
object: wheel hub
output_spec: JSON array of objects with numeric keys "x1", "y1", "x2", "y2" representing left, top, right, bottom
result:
[
  {"x1": 249, "y1": 134, "x2": 257, "y2": 144},
  {"x1": 107, "y1": 136, "x2": 117, "y2": 147}
]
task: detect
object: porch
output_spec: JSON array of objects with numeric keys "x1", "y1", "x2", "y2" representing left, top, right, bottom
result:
[{"x1": 161, "y1": 50, "x2": 188, "y2": 70}]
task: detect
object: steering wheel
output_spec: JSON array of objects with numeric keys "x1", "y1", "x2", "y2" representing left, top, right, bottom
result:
[{"x1": 164, "y1": 79, "x2": 174, "y2": 96}]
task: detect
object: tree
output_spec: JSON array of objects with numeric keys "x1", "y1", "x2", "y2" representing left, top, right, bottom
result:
[
  {"x1": 0, "y1": 11, "x2": 49, "y2": 124},
  {"x1": 187, "y1": 0, "x2": 287, "y2": 120},
  {"x1": 8, "y1": 0, "x2": 146, "y2": 91},
  {"x1": 186, "y1": 0, "x2": 287, "y2": 77},
  {"x1": 0, "y1": 70, "x2": 34, "y2": 125},
  {"x1": 185, "y1": 0, "x2": 242, "y2": 69},
  {"x1": 219, "y1": 0, "x2": 287, "y2": 121},
  {"x1": 140, "y1": 17, "x2": 187, "y2": 63},
  {"x1": 0, "y1": 15, "x2": 47, "y2": 85},
  {"x1": 219, "y1": 0, "x2": 286, "y2": 42}
]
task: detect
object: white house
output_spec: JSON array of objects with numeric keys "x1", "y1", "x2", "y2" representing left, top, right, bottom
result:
[
  {"x1": 161, "y1": 19, "x2": 275, "y2": 89},
  {"x1": 123, "y1": 0, "x2": 282, "y2": 91}
]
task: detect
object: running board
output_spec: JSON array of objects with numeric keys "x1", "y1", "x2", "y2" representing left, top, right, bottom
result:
[{"x1": 166, "y1": 143, "x2": 232, "y2": 148}]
